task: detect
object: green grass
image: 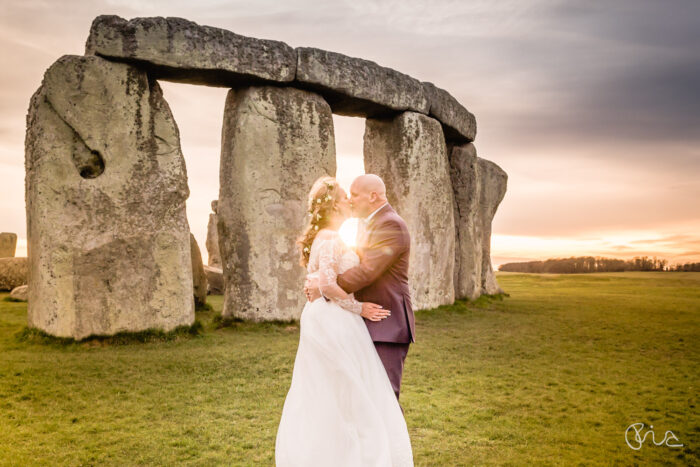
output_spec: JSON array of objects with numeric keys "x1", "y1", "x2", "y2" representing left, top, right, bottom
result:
[{"x1": 0, "y1": 272, "x2": 698, "y2": 465}]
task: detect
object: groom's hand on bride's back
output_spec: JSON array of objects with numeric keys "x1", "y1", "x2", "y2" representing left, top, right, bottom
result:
[{"x1": 361, "y1": 302, "x2": 391, "y2": 322}]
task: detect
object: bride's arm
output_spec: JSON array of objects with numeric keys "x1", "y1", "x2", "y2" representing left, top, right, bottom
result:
[{"x1": 317, "y1": 237, "x2": 363, "y2": 315}]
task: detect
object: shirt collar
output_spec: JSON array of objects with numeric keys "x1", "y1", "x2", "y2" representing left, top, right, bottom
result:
[{"x1": 363, "y1": 202, "x2": 388, "y2": 224}]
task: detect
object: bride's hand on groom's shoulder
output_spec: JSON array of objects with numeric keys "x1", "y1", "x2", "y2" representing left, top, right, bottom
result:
[{"x1": 361, "y1": 302, "x2": 391, "y2": 321}]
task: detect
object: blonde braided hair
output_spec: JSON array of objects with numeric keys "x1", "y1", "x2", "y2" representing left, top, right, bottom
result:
[{"x1": 297, "y1": 176, "x2": 343, "y2": 267}]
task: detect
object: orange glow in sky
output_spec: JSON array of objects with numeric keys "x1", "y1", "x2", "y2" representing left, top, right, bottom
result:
[{"x1": 1, "y1": 3, "x2": 699, "y2": 270}]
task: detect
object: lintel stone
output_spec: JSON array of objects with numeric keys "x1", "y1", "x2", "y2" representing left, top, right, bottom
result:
[
  {"x1": 295, "y1": 47, "x2": 430, "y2": 117},
  {"x1": 423, "y1": 82, "x2": 476, "y2": 142},
  {"x1": 85, "y1": 15, "x2": 297, "y2": 87}
]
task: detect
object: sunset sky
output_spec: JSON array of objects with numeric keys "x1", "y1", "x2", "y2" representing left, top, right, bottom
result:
[{"x1": 1, "y1": 1, "x2": 698, "y2": 269}]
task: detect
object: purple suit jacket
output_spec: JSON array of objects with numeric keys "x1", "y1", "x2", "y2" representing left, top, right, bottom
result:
[{"x1": 337, "y1": 203, "x2": 416, "y2": 344}]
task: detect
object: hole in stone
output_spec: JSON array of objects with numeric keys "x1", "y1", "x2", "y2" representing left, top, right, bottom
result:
[{"x1": 77, "y1": 150, "x2": 105, "y2": 178}]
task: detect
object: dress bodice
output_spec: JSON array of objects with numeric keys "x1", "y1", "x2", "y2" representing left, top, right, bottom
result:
[
  {"x1": 338, "y1": 248, "x2": 360, "y2": 274},
  {"x1": 305, "y1": 230, "x2": 363, "y2": 314},
  {"x1": 307, "y1": 230, "x2": 359, "y2": 276}
]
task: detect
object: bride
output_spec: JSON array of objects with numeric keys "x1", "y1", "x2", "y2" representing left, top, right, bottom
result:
[{"x1": 275, "y1": 176, "x2": 414, "y2": 466}]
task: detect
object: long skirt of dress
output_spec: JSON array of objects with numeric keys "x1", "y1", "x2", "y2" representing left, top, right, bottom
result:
[{"x1": 275, "y1": 297, "x2": 413, "y2": 467}]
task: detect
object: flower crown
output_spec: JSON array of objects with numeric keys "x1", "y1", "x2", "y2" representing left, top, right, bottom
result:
[
  {"x1": 302, "y1": 180, "x2": 336, "y2": 258},
  {"x1": 306, "y1": 180, "x2": 337, "y2": 233},
  {"x1": 308, "y1": 180, "x2": 336, "y2": 213}
]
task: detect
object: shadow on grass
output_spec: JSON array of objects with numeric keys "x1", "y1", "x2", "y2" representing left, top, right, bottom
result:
[
  {"x1": 195, "y1": 301, "x2": 214, "y2": 312},
  {"x1": 2, "y1": 296, "x2": 25, "y2": 303},
  {"x1": 417, "y1": 291, "x2": 510, "y2": 316},
  {"x1": 8, "y1": 292, "x2": 508, "y2": 345},
  {"x1": 210, "y1": 293, "x2": 512, "y2": 329},
  {"x1": 14, "y1": 320, "x2": 204, "y2": 347},
  {"x1": 212, "y1": 313, "x2": 298, "y2": 332}
]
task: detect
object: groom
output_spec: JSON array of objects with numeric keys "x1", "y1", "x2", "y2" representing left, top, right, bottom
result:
[{"x1": 304, "y1": 174, "x2": 416, "y2": 401}]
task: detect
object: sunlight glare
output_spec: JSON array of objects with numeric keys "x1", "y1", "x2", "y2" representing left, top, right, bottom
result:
[{"x1": 339, "y1": 218, "x2": 359, "y2": 248}]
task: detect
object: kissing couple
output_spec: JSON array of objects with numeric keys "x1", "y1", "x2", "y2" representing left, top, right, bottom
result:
[{"x1": 275, "y1": 174, "x2": 416, "y2": 466}]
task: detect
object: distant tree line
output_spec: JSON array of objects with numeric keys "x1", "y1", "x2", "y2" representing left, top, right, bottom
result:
[
  {"x1": 498, "y1": 256, "x2": 700, "y2": 273},
  {"x1": 670, "y1": 261, "x2": 700, "y2": 272}
]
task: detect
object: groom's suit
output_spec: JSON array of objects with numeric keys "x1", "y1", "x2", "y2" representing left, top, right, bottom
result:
[{"x1": 337, "y1": 203, "x2": 415, "y2": 400}]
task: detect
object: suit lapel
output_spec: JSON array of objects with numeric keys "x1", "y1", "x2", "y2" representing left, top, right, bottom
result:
[
  {"x1": 363, "y1": 203, "x2": 393, "y2": 244},
  {"x1": 367, "y1": 203, "x2": 393, "y2": 228}
]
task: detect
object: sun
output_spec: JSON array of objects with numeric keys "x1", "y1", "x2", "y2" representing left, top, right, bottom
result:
[{"x1": 338, "y1": 218, "x2": 359, "y2": 248}]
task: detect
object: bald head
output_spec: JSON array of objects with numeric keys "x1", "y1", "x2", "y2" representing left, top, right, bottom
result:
[
  {"x1": 353, "y1": 174, "x2": 386, "y2": 198},
  {"x1": 349, "y1": 174, "x2": 388, "y2": 218}
]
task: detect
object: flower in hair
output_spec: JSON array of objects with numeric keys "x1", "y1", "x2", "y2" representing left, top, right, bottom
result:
[
  {"x1": 303, "y1": 246, "x2": 310, "y2": 253},
  {"x1": 314, "y1": 225, "x2": 319, "y2": 230}
]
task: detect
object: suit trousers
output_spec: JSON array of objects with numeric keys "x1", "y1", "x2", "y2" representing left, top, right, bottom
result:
[{"x1": 373, "y1": 342, "x2": 410, "y2": 402}]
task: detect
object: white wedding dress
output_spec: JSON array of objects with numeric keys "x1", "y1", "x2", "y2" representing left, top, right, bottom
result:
[{"x1": 275, "y1": 230, "x2": 413, "y2": 467}]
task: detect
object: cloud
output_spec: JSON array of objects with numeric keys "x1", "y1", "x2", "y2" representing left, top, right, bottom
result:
[
  {"x1": 1, "y1": 0, "x2": 699, "y2": 266},
  {"x1": 628, "y1": 234, "x2": 700, "y2": 246},
  {"x1": 547, "y1": 0, "x2": 700, "y2": 50}
]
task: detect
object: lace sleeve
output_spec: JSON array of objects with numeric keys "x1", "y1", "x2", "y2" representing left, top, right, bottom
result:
[{"x1": 317, "y1": 235, "x2": 363, "y2": 315}]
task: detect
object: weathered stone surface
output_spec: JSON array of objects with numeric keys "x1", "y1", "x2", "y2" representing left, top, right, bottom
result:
[
  {"x1": 219, "y1": 86, "x2": 336, "y2": 321},
  {"x1": 423, "y1": 82, "x2": 477, "y2": 142},
  {"x1": 295, "y1": 47, "x2": 429, "y2": 117},
  {"x1": 364, "y1": 111, "x2": 455, "y2": 310},
  {"x1": 10, "y1": 285, "x2": 28, "y2": 302},
  {"x1": 85, "y1": 15, "x2": 296, "y2": 87},
  {"x1": 206, "y1": 200, "x2": 221, "y2": 267},
  {"x1": 204, "y1": 265, "x2": 224, "y2": 295},
  {"x1": 477, "y1": 157, "x2": 507, "y2": 295},
  {"x1": 25, "y1": 55, "x2": 194, "y2": 339},
  {"x1": 449, "y1": 143, "x2": 507, "y2": 298},
  {"x1": 0, "y1": 257, "x2": 27, "y2": 291},
  {"x1": 83, "y1": 15, "x2": 478, "y2": 143},
  {"x1": 0, "y1": 233, "x2": 17, "y2": 258},
  {"x1": 190, "y1": 233, "x2": 207, "y2": 306},
  {"x1": 449, "y1": 143, "x2": 482, "y2": 300},
  {"x1": 83, "y1": 15, "x2": 477, "y2": 140}
]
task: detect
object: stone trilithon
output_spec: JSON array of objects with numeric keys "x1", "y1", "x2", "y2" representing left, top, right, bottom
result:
[{"x1": 23, "y1": 14, "x2": 507, "y2": 338}]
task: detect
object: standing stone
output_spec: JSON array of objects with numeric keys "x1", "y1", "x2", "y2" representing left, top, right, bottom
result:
[
  {"x1": 364, "y1": 111, "x2": 455, "y2": 310},
  {"x1": 449, "y1": 143, "x2": 507, "y2": 298},
  {"x1": 0, "y1": 233, "x2": 17, "y2": 258},
  {"x1": 203, "y1": 265, "x2": 224, "y2": 295},
  {"x1": 10, "y1": 285, "x2": 28, "y2": 302},
  {"x1": 190, "y1": 233, "x2": 207, "y2": 306},
  {"x1": 206, "y1": 200, "x2": 222, "y2": 267},
  {"x1": 219, "y1": 86, "x2": 336, "y2": 321},
  {"x1": 0, "y1": 257, "x2": 28, "y2": 291},
  {"x1": 25, "y1": 55, "x2": 194, "y2": 340},
  {"x1": 477, "y1": 157, "x2": 507, "y2": 295},
  {"x1": 449, "y1": 143, "x2": 483, "y2": 300}
]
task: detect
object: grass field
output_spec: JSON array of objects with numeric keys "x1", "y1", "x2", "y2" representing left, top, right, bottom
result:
[{"x1": 0, "y1": 272, "x2": 698, "y2": 465}]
